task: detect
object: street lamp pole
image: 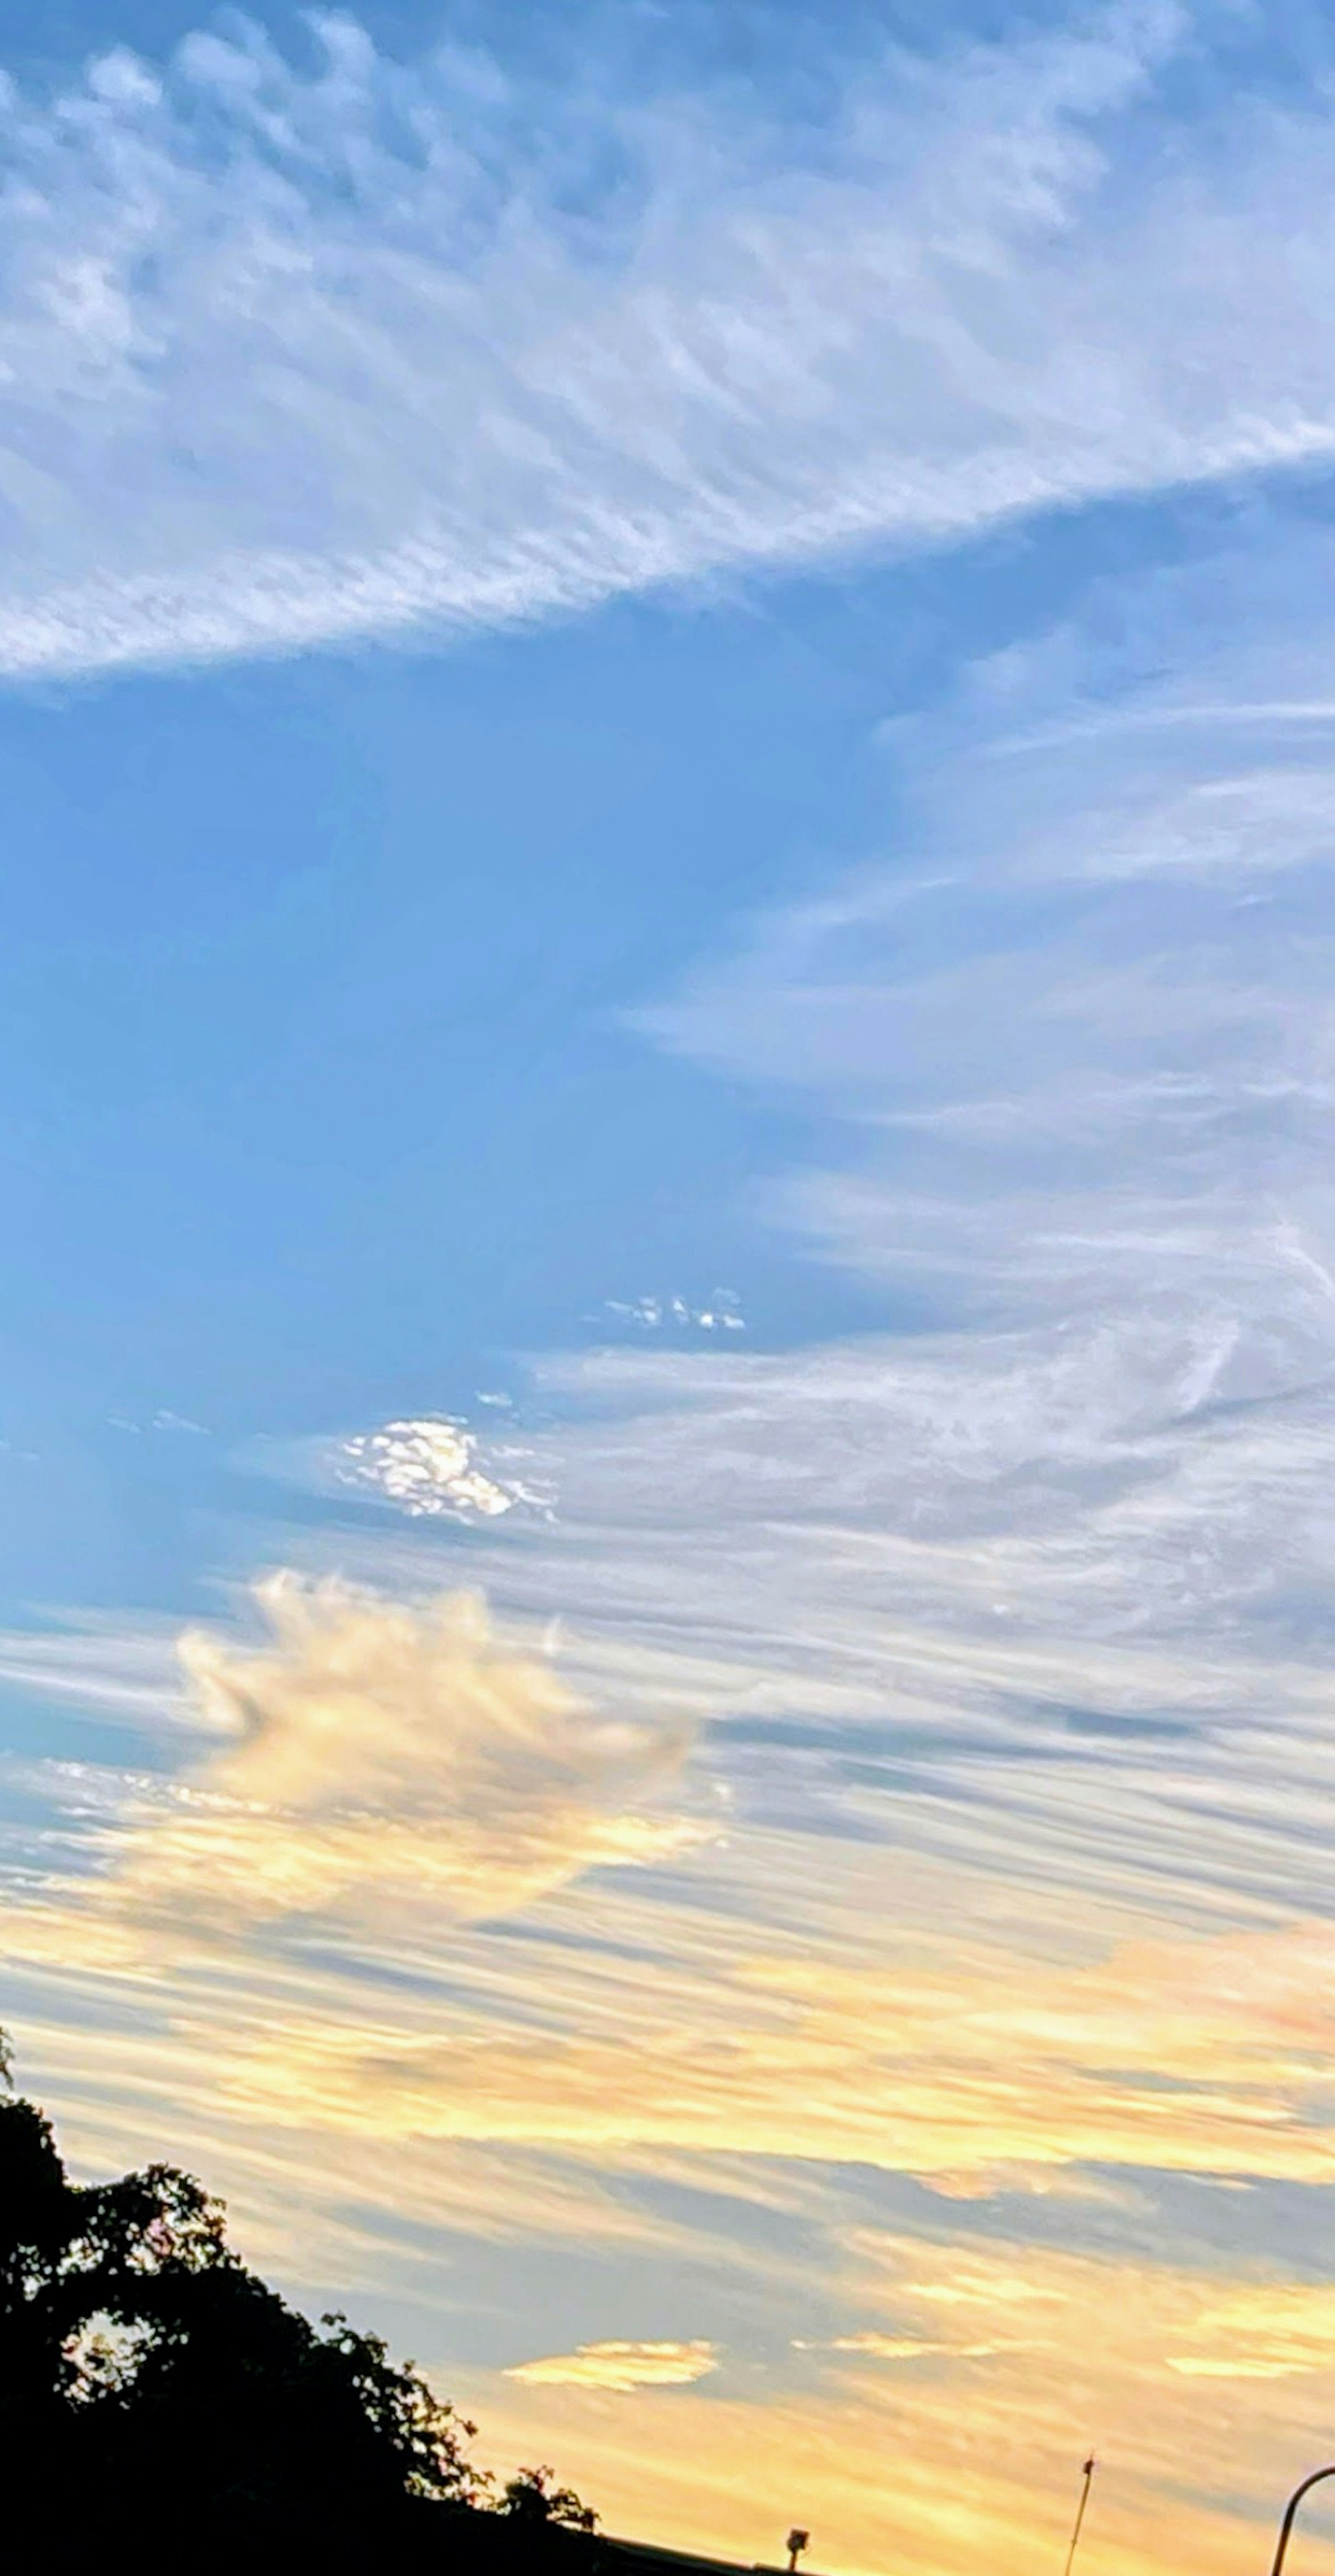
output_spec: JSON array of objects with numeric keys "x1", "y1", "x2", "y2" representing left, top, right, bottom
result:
[
  {"x1": 1062, "y1": 2456, "x2": 1096, "y2": 2576},
  {"x1": 1268, "y1": 2465, "x2": 1335, "y2": 2576}
]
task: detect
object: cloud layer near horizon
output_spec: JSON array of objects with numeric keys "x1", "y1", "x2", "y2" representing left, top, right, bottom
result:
[{"x1": 5, "y1": 1, "x2": 1335, "y2": 676}]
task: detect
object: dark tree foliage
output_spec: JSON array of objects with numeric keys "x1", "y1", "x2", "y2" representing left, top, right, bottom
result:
[
  {"x1": 0, "y1": 2040, "x2": 599, "y2": 2568},
  {"x1": 504, "y1": 2467, "x2": 601, "y2": 2533}
]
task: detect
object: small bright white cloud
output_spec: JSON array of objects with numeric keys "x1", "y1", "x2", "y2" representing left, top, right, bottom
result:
[
  {"x1": 339, "y1": 1418, "x2": 548, "y2": 1521},
  {"x1": 601, "y1": 1293, "x2": 744, "y2": 1335}
]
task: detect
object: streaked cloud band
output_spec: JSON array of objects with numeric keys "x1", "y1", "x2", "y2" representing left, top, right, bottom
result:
[{"x1": 4, "y1": 5, "x2": 1335, "y2": 676}]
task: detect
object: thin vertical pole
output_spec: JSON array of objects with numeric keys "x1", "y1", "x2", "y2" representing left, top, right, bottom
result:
[{"x1": 1062, "y1": 2456, "x2": 1096, "y2": 2576}]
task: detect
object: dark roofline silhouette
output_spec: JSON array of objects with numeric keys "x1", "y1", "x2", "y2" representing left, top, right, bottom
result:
[{"x1": 607, "y1": 2540, "x2": 828, "y2": 2576}]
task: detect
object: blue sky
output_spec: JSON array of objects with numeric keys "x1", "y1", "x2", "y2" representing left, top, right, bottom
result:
[{"x1": 7, "y1": 5, "x2": 1335, "y2": 2572}]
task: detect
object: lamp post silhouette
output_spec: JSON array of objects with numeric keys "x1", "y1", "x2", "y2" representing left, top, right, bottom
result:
[
  {"x1": 1268, "y1": 2464, "x2": 1335, "y2": 2576},
  {"x1": 786, "y1": 2530, "x2": 810, "y2": 2574},
  {"x1": 1062, "y1": 2457, "x2": 1096, "y2": 2576}
]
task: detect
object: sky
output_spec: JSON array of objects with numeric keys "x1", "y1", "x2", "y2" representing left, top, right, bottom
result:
[{"x1": 6, "y1": 1, "x2": 1335, "y2": 2569}]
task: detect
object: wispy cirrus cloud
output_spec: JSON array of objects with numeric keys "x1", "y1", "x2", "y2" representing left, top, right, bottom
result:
[
  {"x1": 0, "y1": 1616, "x2": 186, "y2": 1727},
  {"x1": 375, "y1": 536, "x2": 1334, "y2": 1950},
  {"x1": 5, "y1": 3, "x2": 1335, "y2": 677}
]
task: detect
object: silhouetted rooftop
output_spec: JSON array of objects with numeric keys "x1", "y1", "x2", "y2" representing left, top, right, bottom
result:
[{"x1": 606, "y1": 2538, "x2": 828, "y2": 2576}]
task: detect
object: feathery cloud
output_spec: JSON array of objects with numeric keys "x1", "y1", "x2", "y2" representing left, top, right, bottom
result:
[
  {"x1": 411, "y1": 541, "x2": 1335, "y2": 1950},
  {"x1": 3, "y1": 5, "x2": 1335, "y2": 675},
  {"x1": 6, "y1": 1574, "x2": 700, "y2": 1942}
]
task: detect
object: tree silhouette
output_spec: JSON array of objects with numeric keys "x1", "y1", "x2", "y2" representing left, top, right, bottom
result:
[
  {"x1": 503, "y1": 2466, "x2": 601, "y2": 2533},
  {"x1": 1, "y1": 2036, "x2": 597, "y2": 2560}
]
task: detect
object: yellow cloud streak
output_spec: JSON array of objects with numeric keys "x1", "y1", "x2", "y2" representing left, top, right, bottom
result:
[
  {"x1": 507, "y1": 2341, "x2": 719, "y2": 2393},
  {"x1": 12, "y1": 1835, "x2": 1335, "y2": 2188},
  {"x1": 160, "y1": 1906, "x2": 1335, "y2": 2190}
]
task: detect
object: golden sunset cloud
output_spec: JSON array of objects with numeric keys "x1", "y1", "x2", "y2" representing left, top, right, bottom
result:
[
  {"x1": 507, "y1": 2341, "x2": 719, "y2": 2394},
  {"x1": 6, "y1": 1574, "x2": 703, "y2": 1950}
]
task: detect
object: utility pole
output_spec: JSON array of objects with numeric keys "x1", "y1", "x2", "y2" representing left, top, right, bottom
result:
[{"x1": 1062, "y1": 2456, "x2": 1096, "y2": 2576}]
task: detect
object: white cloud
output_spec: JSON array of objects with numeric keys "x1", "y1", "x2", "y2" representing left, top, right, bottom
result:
[
  {"x1": 601, "y1": 1293, "x2": 744, "y2": 1335},
  {"x1": 4, "y1": 5, "x2": 1335, "y2": 676},
  {"x1": 339, "y1": 1417, "x2": 550, "y2": 1521}
]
